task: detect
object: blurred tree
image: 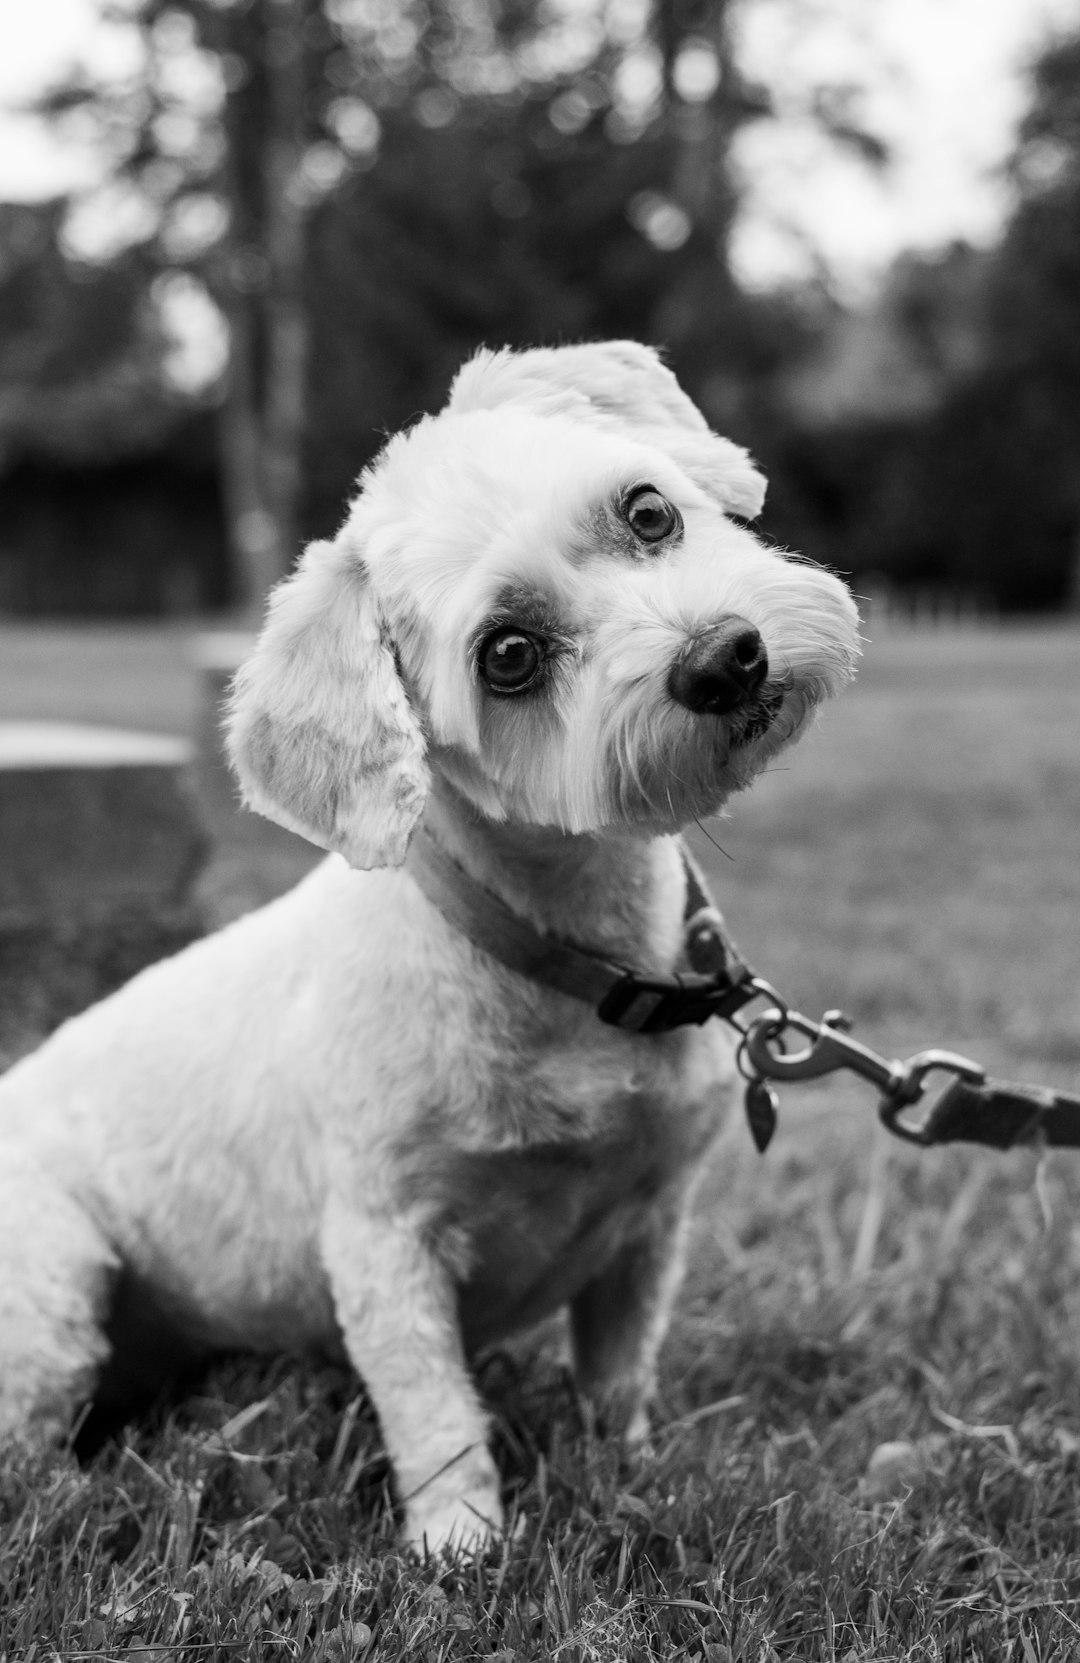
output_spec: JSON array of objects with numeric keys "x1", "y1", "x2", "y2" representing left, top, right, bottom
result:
[
  {"x1": 0, "y1": 200, "x2": 226, "y2": 614},
  {"x1": 214, "y1": 0, "x2": 311, "y2": 605},
  {"x1": 0, "y1": 200, "x2": 172, "y2": 467},
  {"x1": 33, "y1": 0, "x2": 826, "y2": 605},
  {"x1": 26, "y1": 0, "x2": 895, "y2": 611},
  {"x1": 42, "y1": 0, "x2": 327, "y2": 607},
  {"x1": 753, "y1": 25, "x2": 1080, "y2": 616},
  {"x1": 987, "y1": 30, "x2": 1080, "y2": 606},
  {"x1": 859, "y1": 30, "x2": 1080, "y2": 612}
]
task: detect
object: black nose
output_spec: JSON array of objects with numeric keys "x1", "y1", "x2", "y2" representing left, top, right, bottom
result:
[{"x1": 668, "y1": 617, "x2": 769, "y2": 715}]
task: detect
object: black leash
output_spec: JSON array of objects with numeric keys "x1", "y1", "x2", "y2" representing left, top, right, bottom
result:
[{"x1": 406, "y1": 826, "x2": 1080, "y2": 1158}]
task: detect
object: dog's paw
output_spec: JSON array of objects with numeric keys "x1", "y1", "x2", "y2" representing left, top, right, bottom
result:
[{"x1": 405, "y1": 1481, "x2": 503, "y2": 1560}]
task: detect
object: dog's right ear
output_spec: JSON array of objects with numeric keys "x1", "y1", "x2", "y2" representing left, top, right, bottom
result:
[{"x1": 226, "y1": 537, "x2": 428, "y2": 870}]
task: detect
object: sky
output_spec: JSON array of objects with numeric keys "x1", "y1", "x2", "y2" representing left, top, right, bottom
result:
[
  {"x1": 730, "y1": 0, "x2": 1080, "y2": 291},
  {"x1": 0, "y1": 0, "x2": 138, "y2": 198},
  {"x1": 1, "y1": 0, "x2": 1080, "y2": 295}
]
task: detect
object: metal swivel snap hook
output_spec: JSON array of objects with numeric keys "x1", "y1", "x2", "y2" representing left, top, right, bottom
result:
[{"x1": 741, "y1": 1001, "x2": 914, "y2": 1101}]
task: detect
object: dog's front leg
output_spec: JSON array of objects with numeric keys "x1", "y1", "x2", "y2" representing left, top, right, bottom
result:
[
  {"x1": 569, "y1": 1189, "x2": 691, "y2": 1447},
  {"x1": 320, "y1": 1201, "x2": 502, "y2": 1556}
]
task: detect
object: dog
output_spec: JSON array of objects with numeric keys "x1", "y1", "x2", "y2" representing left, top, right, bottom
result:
[{"x1": 0, "y1": 342, "x2": 859, "y2": 1554}]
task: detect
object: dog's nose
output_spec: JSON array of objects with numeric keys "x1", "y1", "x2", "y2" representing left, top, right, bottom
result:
[{"x1": 668, "y1": 617, "x2": 768, "y2": 715}]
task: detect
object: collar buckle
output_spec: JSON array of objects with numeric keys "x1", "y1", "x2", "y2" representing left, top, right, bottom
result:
[{"x1": 597, "y1": 966, "x2": 758, "y2": 1034}]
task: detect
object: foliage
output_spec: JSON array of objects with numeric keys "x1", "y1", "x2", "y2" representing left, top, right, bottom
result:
[
  {"x1": 770, "y1": 30, "x2": 1080, "y2": 613},
  {"x1": 0, "y1": 201, "x2": 177, "y2": 468},
  {"x1": 995, "y1": 31, "x2": 1080, "y2": 400},
  {"x1": 29, "y1": 0, "x2": 775, "y2": 602},
  {"x1": 17, "y1": 0, "x2": 843, "y2": 605},
  {"x1": 0, "y1": 202, "x2": 228, "y2": 614},
  {"x1": 869, "y1": 31, "x2": 1080, "y2": 612},
  {"x1": 7, "y1": 5, "x2": 1080, "y2": 610}
]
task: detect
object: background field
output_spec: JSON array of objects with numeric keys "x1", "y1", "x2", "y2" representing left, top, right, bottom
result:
[{"x1": 1, "y1": 621, "x2": 1079, "y2": 1660}]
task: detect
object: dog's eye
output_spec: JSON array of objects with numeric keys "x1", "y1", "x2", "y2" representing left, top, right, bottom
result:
[
  {"x1": 478, "y1": 630, "x2": 544, "y2": 693},
  {"x1": 625, "y1": 487, "x2": 680, "y2": 544}
]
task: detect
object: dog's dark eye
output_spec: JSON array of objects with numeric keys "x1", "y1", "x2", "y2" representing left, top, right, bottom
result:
[
  {"x1": 625, "y1": 487, "x2": 680, "y2": 544},
  {"x1": 478, "y1": 630, "x2": 544, "y2": 693}
]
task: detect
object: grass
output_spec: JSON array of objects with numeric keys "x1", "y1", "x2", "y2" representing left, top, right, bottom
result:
[{"x1": 2, "y1": 619, "x2": 1080, "y2": 1660}]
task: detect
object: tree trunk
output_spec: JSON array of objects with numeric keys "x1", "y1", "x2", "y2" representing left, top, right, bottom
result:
[
  {"x1": 216, "y1": 292, "x2": 282, "y2": 616},
  {"x1": 213, "y1": 0, "x2": 309, "y2": 618},
  {"x1": 262, "y1": 0, "x2": 309, "y2": 585},
  {"x1": 664, "y1": 0, "x2": 739, "y2": 263}
]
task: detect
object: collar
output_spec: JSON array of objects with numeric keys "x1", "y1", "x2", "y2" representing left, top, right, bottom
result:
[{"x1": 404, "y1": 824, "x2": 758, "y2": 1034}]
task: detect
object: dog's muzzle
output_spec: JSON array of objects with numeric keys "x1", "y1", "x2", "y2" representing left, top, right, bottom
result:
[
  {"x1": 726, "y1": 685, "x2": 785, "y2": 746},
  {"x1": 668, "y1": 616, "x2": 768, "y2": 717}
]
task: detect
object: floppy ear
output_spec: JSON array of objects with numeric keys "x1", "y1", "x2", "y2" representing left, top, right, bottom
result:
[
  {"x1": 449, "y1": 340, "x2": 766, "y2": 519},
  {"x1": 226, "y1": 536, "x2": 428, "y2": 870}
]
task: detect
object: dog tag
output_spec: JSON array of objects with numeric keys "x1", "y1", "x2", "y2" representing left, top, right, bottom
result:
[{"x1": 743, "y1": 1077, "x2": 779, "y2": 1153}]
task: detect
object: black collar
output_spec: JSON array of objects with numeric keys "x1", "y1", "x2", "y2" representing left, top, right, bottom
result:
[
  {"x1": 408, "y1": 829, "x2": 1080, "y2": 1157},
  {"x1": 404, "y1": 824, "x2": 758, "y2": 1034}
]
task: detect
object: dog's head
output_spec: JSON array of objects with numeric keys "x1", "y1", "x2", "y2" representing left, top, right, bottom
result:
[{"x1": 228, "y1": 341, "x2": 860, "y2": 867}]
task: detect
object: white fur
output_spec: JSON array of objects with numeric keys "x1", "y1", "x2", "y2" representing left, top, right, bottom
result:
[{"x1": 0, "y1": 342, "x2": 860, "y2": 1556}]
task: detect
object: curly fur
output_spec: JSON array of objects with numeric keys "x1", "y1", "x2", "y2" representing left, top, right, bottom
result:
[{"x1": 0, "y1": 341, "x2": 859, "y2": 1556}]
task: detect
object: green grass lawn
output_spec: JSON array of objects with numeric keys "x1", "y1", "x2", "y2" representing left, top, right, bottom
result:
[{"x1": 1, "y1": 621, "x2": 1079, "y2": 1660}]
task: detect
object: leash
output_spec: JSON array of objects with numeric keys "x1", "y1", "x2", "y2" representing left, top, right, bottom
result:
[
  {"x1": 732, "y1": 985, "x2": 1080, "y2": 1156},
  {"x1": 405, "y1": 827, "x2": 1080, "y2": 1158}
]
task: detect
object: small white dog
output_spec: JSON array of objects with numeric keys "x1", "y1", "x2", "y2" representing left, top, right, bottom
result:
[{"x1": 0, "y1": 342, "x2": 859, "y2": 1554}]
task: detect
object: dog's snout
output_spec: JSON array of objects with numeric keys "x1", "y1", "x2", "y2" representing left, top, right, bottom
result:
[{"x1": 668, "y1": 617, "x2": 769, "y2": 715}]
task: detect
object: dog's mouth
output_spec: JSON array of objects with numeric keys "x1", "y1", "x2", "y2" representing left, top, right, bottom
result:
[{"x1": 727, "y1": 684, "x2": 785, "y2": 747}]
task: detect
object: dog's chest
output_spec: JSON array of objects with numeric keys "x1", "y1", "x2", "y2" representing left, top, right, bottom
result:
[{"x1": 398, "y1": 1022, "x2": 734, "y2": 1349}]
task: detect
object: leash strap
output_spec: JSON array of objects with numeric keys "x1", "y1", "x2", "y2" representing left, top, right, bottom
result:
[{"x1": 898, "y1": 1076, "x2": 1080, "y2": 1150}]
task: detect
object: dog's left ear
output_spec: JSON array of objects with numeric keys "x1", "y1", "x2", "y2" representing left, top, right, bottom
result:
[
  {"x1": 226, "y1": 536, "x2": 428, "y2": 870},
  {"x1": 450, "y1": 340, "x2": 766, "y2": 519}
]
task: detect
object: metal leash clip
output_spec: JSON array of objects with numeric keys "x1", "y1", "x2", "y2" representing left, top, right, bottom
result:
[{"x1": 736, "y1": 980, "x2": 986, "y2": 1151}]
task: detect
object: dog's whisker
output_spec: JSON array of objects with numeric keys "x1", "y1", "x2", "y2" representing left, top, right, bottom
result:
[{"x1": 692, "y1": 818, "x2": 736, "y2": 862}]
